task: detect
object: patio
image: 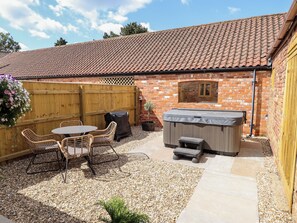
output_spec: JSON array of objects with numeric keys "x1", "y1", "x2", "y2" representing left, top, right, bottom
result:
[{"x1": 0, "y1": 126, "x2": 293, "y2": 223}]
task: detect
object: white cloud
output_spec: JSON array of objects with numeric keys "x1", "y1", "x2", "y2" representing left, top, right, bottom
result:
[
  {"x1": 108, "y1": 11, "x2": 128, "y2": 23},
  {"x1": 19, "y1": 42, "x2": 29, "y2": 51},
  {"x1": 228, "y1": 6, "x2": 241, "y2": 14},
  {"x1": 140, "y1": 22, "x2": 154, "y2": 32},
  {"x1": 0, "y1": 0, "x2": 77, "y2": 38},
  {"x1": 50, "y1": 0, "x2": 152, "y2": 33},
  {"x1": 181, "y1": 0, "x2": 189, "y2": 5},
  {"x1": 67, "y1": 24, "x2": 78, "y2": 33},
  {"x1": 76, "y1": 19, "x2": 84, "y2": 24},
  {"x1": 29, "y1": 29, "x2": 50, "y2": 39},
  {"x1": 49, "y1": 4, "x2": 64, "y2": 16},
  {"x1": 97, "y1": 23, "x2": 123, "y2": 34},
  {"x1": 0, "y1": 27, "x2": 8, "y2": 33}
]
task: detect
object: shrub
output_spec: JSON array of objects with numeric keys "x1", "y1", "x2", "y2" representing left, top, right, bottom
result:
[
  {"x1": 0, "y1": 74, "x2": 31, "y2": 126},
  {"x1": 143, "y1": 101, "x2": 155, "y2": 120},
  {"x1": 98, "y1": 197, "x2": 150, "y2": 223}
]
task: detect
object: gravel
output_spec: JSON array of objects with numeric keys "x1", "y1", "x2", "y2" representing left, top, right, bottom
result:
[
  {"x1": 0, "y1": 126, "x2": 203, "y2": 223},
  {"x1": 1, "y1": 128, "x2": 294, "y2": 223},
  {"x1": 253, "y1": 137, "x2": 293, "y2": 223}
]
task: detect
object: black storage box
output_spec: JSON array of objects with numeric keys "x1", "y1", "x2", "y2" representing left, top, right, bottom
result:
[{"x1": 104, "y1": 111, "x2": 132, "y2": 141}]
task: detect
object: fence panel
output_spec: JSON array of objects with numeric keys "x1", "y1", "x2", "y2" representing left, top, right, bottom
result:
[
  {"x1": 278, "y1": 33, "x2": 297, "y2": 210},
  {"x1": 0, "y1": 81, "x2": 137, "y2": 162}
]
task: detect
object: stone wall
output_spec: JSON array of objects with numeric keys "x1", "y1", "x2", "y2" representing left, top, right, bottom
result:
[{"x1": 135, "y1": 70, "x2": 271, "y2": 136}]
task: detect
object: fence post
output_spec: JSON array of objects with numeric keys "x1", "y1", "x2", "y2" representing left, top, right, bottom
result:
[
  {"x1": 79, "y1": 85, "x2": 86, "y2": 124},
  {"x1": 135, "y1": 86, "x2": 140, "y2": 125}
]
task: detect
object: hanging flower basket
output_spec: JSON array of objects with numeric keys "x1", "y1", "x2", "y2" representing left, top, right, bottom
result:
[{"x1": 0, "y1": 74, "x2": 31, "y2": 127}]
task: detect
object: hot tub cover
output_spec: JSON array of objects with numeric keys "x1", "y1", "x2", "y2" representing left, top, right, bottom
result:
[{"x1": 163, "y1": 109, "x2": 245, "y2": 126}]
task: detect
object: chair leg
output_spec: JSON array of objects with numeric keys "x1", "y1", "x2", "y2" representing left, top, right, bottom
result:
[
  {"x1": 85, "y1": 156, "x2": 96, "y2": 175},
  {"x1": 62, "y1": 158, "x2": 69, "y2": 183},
  {"x1": 91, "y1": 145, "x2": 120, "y2": 165},
  {"x1": 26, "y1": 154, "x2": 36, "y2": 174},
  {"x1": 110, "y1": 145, "x2": 119, "y2": 161},
  {"x1": 56, "y1": 151, "x2": 62, "y2": 171},
  {"x1": 26, "y1": 152, "x2": 61, "y2": 175}
]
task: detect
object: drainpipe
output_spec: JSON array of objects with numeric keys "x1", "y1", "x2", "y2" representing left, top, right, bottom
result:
[{"x1": 249, "y1": 69, "x2": 257, "y2": 137}]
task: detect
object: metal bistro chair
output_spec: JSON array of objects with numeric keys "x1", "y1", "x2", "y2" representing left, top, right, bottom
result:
[
  {"x1": 60, "y1": 120, "x2": 83, "y2": 127},
  {"x1": 21, "y1": 129, "x2": 61, "y2": 174},
  {"x1": 89, "y1": 121, "x2": 119, "y2": 165},
  {"x1": 58, "y1": 134, "x2": 95, "y2": 183}
]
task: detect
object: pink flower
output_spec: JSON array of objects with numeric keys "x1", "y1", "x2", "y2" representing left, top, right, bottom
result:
[{"x1": 4, "y1": 89, "x2": 10, "y2": 95}]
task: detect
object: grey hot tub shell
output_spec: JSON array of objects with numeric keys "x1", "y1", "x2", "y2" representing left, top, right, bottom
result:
[{"x1": 163, "y1": 109, "x2": 245, "y2": 156}]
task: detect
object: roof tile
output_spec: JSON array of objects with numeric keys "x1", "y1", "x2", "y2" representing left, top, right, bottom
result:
[{"x1": 0, "y1": 13, "x2": 285, "y2": 79}]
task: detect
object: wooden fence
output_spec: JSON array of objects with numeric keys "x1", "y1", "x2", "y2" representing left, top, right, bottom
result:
[
  {"x1": 0, "y1": 81, "x2": 139, "y2": 162},
  {"x1": 278, "y1": 33, "x2": 297, "y2": 210}
]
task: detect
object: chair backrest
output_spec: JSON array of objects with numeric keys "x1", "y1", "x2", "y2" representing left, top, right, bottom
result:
[
  {"x1": 90, "y1": 121, "x2": 117, "y2": 146},
  {"x1": 21, "y1": 128, "x2": 58, "y2": 153},
  {"x1": 21, "y1": 128, "x2": 38, "y2": 142},
  {"x1": 60, "y1": 120, "x2": 83, "y2": 127},
  {"x1": 21, "y1": 129, "x2": 38, "y2": 148},
  {"x1": 60, "y1": 134, "x2": 93, "y2": 159},
  {"x1": 105, "y1": 121, "x2": 117, "y2": 142}
]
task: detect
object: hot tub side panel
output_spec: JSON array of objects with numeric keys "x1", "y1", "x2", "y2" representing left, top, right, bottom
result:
[{"x1": 164, "y1": 121, "x2": 242, "y2": 155}]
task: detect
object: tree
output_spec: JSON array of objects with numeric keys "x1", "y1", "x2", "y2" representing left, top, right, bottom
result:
[
  {"x1": 103, "y1": 31, "x2": 120, "y2": 39},
  {"x1": 0, "y1": 32, "x2": 21, "y2": 52},
  {"x1": 54, "y1": 37, "x2": 68, "y2": 46},
  {"x1": 103, "y1": 22, "x2": 148, "y2": 39}
]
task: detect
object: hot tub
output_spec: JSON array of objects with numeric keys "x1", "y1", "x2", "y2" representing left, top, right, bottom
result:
[{"x1": 163, "y1": 109, "x2": 245, "y2": 156}]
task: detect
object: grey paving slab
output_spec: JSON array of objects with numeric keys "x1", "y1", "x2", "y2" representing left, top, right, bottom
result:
[
  {"x1": 177, "y1": 170, "x2": 259, "y2": 223},
  {"x1": 129, "y1": 133, "x2": 263, "y2": 223}
]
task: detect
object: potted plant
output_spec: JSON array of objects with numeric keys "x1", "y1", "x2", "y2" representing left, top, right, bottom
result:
[{"x1": 142, "y1": 101, "x2": 155, "y2": 131}]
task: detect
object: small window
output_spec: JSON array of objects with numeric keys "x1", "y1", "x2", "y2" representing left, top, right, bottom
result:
[
  {"x1": 178, "y1": 81, "x2": 218, "y2": 103},
  {"x1": 199, "y1": 83, "x2": 211, "y2": 97}
]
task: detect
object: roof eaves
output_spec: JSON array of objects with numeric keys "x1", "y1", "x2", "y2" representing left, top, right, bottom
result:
[
  {"x1": 268, "y1": 2, "x2": 297, "y2": 58},
  {"x1": 15, "y1": 65, "x2": 271, "y2": 80}
]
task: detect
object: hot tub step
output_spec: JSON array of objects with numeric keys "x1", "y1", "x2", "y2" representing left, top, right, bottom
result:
[
  {"x1": 179, "y1": 136, "x2": 204, "y2": 150},
  {"x1": 173, "y1": 147, "x2": 203, "y2": 163}
]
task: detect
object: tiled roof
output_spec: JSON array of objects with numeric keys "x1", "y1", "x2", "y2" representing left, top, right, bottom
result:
[
  {"x1": 0, "y1": 52, "x2": 9, "y2": 59},
  {"x1": 0, "y1": 13, "x2": 285, "y2": 79}
]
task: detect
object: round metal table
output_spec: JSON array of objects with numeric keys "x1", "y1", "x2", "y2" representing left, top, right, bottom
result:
[{"x1": 52, "y1": 125, "x2": 97, "y2": 137}]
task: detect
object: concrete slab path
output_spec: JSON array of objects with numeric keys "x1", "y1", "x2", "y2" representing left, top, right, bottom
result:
[{"x1": 130, "y1": 134, "x2": 264, "y2": 223}]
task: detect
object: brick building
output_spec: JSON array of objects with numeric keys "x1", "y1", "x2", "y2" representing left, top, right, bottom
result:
[{"x1": 0, "y1": 13, "x2": 285, "y2": 136}]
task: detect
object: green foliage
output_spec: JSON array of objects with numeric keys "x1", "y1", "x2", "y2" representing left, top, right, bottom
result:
[
  {"x1": 103, "y1": 31, "x2": 120, "y2": 39},
  {"x1": 54, "y1": 37, "x2": 68, "y2": 46},
  {"x1": 98, "y1": 197, "x2": 150, "y2": 223},
  {"x1": 120, "y1": 22, "x2": 148, "y2": 36},
  {"x1": 144, "y1": 101, "x2": 155, "y2": 120},
  {"x1": 0, "y1": 32, "x2": 21, "y2": 52},
  {"x1": 103, "y1": 22, "x2": 148, "y2": 39}
]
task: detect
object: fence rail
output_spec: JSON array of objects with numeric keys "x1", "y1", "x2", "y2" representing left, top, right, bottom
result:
[{"x1": 0, "y1": 81, "x2": 138, "y2": 162}]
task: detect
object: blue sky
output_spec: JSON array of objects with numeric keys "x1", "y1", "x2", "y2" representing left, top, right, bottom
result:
[{"x1": 0, "y1": 0, "x2": 292, "y2": 51}]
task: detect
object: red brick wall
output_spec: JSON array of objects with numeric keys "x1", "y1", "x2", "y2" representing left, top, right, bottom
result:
[
  {"x1": 135, "y1": 71, "x2": 271, "y2": 136},
  {"x1": 33, "y1": 71, "x2": 271, "y2": 136},
  {"x1": 268, "y1": 44, "x2": 288, "y2": 156}
]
